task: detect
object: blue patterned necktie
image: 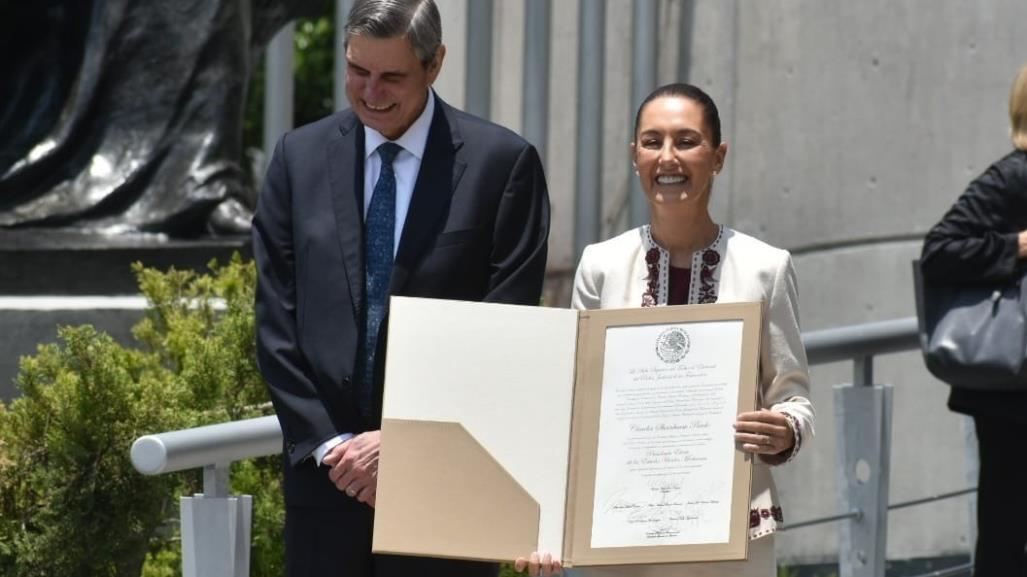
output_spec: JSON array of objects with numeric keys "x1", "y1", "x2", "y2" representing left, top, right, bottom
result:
[{"x1": 359, "y1": 142, "x2": 402, "y2": 417}]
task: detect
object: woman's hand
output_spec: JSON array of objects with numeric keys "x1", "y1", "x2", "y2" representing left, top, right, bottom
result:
[
  {"x1": 1018, "y1": 230, "x2": 1027, "y2": 258},
  {"x1": 514, "y1": 551, "x2": 562, "y2": 576},
  {"x1": 733, "y1": 409, "x2": 794, "y2": 456}
]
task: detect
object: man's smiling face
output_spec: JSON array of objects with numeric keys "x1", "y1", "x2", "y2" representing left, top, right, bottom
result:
[{"x1": 345, "y1": 34, "x2": 444, "y2": 140}]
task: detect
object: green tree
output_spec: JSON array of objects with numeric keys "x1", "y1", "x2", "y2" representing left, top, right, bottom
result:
[{"x1": 0, "y1": 327, "x2": 191, "y2": 577}]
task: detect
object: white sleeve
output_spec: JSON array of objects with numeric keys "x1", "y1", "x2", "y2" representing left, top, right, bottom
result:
[
  {"x1": 759, "y1": 251, "x2": 815, "y2": 465},
  {"x1": 571, "y1": 244, "x2": 601, "y2": 311}
]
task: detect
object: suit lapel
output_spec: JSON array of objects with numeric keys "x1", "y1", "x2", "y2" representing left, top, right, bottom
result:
[
  {"x1": 390, "y1": 98, "x2": 467, "y2": 294},
  {"x1": 328, "y1": 111, "x2": 366, "y2": 319}
]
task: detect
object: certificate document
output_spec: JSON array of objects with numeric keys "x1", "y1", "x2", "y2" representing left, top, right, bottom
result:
[
  {"x1": 591, "y1": 320, "x2": 744, "y2": 548},
  {"x1": 375, "y1": 298, "x2": 761, "y2": 567},
  {"x1": 565, "y1": 303, "x2": 759, "y2": 565}
]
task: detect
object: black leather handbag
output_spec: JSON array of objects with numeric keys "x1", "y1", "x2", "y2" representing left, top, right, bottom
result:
[{"x1": 913, "y1": 260, "x2": 1027, "y2": 390}]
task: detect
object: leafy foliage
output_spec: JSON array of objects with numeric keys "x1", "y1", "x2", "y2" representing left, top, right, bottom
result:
[
  {"x1": 293, "y1": 16, "x2": 337, "y2": 128},
  {"x1": 0, "y1": 327, "x2": 190, "y2": 577},
  {"x1": 244, "y1": 13, "x2": 337, "y2": 152},
  {"x1": 0, "y1": 255, "x2": 284, "y2": 577}
]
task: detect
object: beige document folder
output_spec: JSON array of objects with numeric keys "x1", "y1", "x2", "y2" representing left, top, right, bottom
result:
[{"x1": 372, "y1": 297, "x2": 762, "y2": 567}]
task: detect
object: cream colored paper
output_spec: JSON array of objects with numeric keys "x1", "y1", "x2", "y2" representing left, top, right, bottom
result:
[
  {"x1": 590, "y1": 320, "x2": 745, "y2": 548},
  {"x1": 378, "y1": 297, "x2": 579, "y2": 558},
  {"x1": 373, "y1": 298, "x2": 761, "y2": 566}
]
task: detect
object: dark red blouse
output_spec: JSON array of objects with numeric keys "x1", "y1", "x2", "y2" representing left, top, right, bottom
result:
[{"x1": 668, "y1": 266, "x2": 691, "y2": 305}]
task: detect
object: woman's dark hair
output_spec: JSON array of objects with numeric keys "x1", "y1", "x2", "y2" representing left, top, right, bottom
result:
[{"x1": 634, "y1": 83, "x2": 722, "y2": 147}]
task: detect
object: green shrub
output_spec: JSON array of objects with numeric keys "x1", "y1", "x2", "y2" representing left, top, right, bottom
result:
[
  {"x1": 0, "y1": 255, "x2": 283, "y2": 577},
  {"x1": 0, "y1": 254, "x2": 539, "y2": 577},
  {"x1": 0, "y1": 326, "x2": 190, "y2": 577}
]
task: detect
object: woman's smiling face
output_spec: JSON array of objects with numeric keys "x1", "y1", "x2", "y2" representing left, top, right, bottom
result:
[{"x1": 632, "y1": 96, "x2": 727, "y2": 208}]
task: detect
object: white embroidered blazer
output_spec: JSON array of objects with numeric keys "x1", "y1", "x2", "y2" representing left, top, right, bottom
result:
[{"x1": 572, "y1": 225, "x2": 815, "y2": 540}]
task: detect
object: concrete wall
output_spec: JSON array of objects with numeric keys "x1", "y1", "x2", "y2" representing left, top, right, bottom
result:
[
  {"x1": 691, "y1": 2, "x2": 1024, "y2": 564},
  {"x1": 432, "y1": 0, "x2": 1027, "y2": 565},
  {"x1": 4, "y1": 0, "x2": 1023, "y2": 567}
]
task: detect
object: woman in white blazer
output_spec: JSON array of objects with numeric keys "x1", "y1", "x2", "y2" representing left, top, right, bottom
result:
[{"x1": 517, "y1": 84, "x2": 814, "y2": 577}]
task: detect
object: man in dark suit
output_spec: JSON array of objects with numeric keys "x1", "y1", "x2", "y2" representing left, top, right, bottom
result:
[{"x1": 252, "y1": 1, "x2": 550, "y2": 576}]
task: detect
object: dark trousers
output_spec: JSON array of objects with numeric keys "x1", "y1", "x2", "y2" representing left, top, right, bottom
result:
[
  {"x1": 283, "y1": 458, "x2": 498, "y2": 577},
  {"x1": 974, "y1": 417, "x2": 1027, "y2": 576}
]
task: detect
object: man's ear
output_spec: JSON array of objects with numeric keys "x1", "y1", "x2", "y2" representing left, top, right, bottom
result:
[{"x1": 427, "y1": 44, "x2": 446, "y2": 84}]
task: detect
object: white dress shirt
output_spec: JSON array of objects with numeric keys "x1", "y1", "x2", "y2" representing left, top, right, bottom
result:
[{"x1": 313, "y1": 90, "x2": 436, "y2": 466}]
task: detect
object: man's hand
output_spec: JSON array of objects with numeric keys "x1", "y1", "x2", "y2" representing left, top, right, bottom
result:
[
  {"x1": 323, "y1": 430, "x2": 380, "y2": 506},
  {"x1": 1018, "y1": 230, "x2": 1027, "y2": 258}
]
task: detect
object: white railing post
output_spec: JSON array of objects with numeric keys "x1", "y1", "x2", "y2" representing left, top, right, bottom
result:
[
  {"x1": 835, "y1": 356, "x2": 893, "y2": 577},
  {"x1": 181, "y1": 463, "x2": 252, "y2": 577},
  {"x1": 132, "y1": 416, "x2": 282, "y2": 577}
]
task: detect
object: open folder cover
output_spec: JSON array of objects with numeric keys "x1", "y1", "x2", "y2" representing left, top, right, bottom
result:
[{"x1": 372, "y1": 297, "x2": 762, "y2": 567}]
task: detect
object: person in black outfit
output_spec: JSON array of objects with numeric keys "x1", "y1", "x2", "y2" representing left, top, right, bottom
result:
[{"x1": 920, "y1": 63, "x2": 1027, "y2": 577}]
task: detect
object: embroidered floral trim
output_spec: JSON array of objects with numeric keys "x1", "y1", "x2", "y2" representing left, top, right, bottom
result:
[
  {"x1": 696, "y1": 246, "x2": 721, "y2": 304},
  {"x1": 642, "y1": 248, "x2": 661, "y2": 307},
  {"x1": 780, "y1": 411, "x2": 803, "y2": 465},
  {"x1": 748, "y1": 506, "x2": 784, "y2": 529},
  {"x1": 641, "y1": 225, "x2": 723, "y2": 307}
]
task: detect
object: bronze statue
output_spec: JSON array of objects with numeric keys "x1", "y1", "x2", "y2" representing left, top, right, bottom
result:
[{"x1": 0, "y1": 0, "x2": 323, "y2": 237}]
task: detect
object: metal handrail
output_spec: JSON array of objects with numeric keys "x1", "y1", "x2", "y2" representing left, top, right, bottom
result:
[
  {"x1": 889, "y1": 487, "x2": 976, "y2": 512},
  {"x1": 783, "y1": 487, "x2": 977, "y2": 532},
  {"x1": 130, "y1": 415, "x2": 281, "y2": 475},
  {"x1": 803, "y1": 316, "x2": 919, "y2": 365},
  {"x1": 912, "y1": 562, "x2": 973, "y2": 577},
  {"x1": 129, "y1": 313, "x2": 981, "y2": 575},
  {"x1": 780, "y1": 509, "x2": 862, "y2": 532},
  {"x1": 131, "y1": 316, "x2": 926, "y2": 478}
]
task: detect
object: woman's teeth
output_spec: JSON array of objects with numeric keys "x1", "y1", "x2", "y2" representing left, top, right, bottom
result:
[{"x1": 656, "y1": 175, "x2": 685, "y2": 185}]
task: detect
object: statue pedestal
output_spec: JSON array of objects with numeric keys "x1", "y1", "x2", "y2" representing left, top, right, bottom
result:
[
  {"x1": 0, "y1": 230, "x2": 252, "y2": 400},
  {"x1": 0, "y1": 230, "x2": 251, "y2": 295}
]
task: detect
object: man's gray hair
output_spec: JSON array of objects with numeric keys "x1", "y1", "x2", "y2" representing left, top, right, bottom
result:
[{"x1": 345, "y1": 0, "x2": 442, "y2": 67}]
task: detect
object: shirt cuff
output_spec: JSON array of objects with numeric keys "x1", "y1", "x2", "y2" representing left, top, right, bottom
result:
[
  {"x1": 312, "y1": 433, "x2": 354, "y2": 466},
  {"x1": 779, "y1": 411, "x2": 803, "y2": 464},
  {"x1": 757, "y1": 409, "x2": 804, "y2": 466}
]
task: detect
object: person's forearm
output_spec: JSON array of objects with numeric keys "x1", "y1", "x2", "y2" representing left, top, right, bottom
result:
[{"x1": 921, "y1": 230, "x2": 1020, "y2": 282}]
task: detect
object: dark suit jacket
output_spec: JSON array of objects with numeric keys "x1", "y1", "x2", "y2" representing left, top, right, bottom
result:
[{"x1": 252, "y1": 95, "x2": 550, "y2": 505}]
